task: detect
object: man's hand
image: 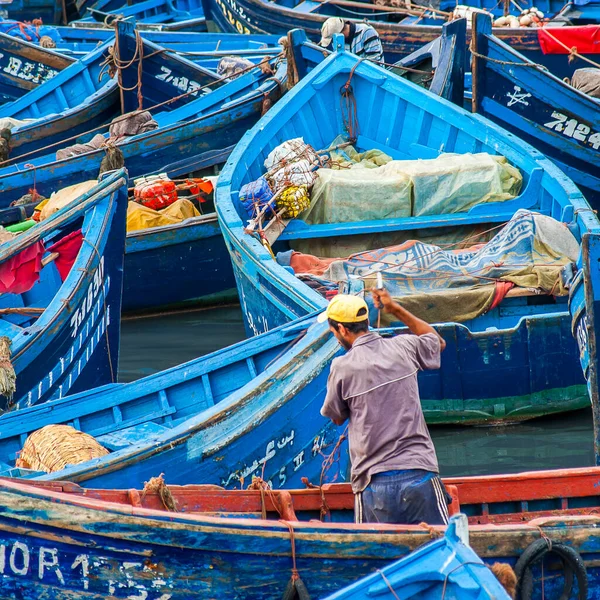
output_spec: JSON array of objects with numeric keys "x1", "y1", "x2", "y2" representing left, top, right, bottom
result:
[
  {"x1": 372, "y1": 288, "x2": 395, "y2": 312},
  {"x1": 371, "y1": 286, "x2": 446, "y2": 351}
]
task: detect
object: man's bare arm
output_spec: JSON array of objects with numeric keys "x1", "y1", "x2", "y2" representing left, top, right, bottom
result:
[{"x1": 372, "y1": 288, "x2": 446, "y2": 351}]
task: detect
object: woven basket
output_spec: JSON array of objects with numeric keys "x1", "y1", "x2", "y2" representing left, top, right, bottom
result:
[{"x1": 16, "y1": 425, "x2": 109, "y2": 473}]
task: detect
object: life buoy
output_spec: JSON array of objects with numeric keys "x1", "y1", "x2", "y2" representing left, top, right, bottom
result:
[{"x1": 514, "y1": 538, "x2": 588, "y2": 600}]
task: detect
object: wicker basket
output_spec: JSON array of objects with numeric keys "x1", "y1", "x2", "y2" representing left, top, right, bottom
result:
[{"x1": 16, "y1": 424, "x2": 109, "y2": 473}]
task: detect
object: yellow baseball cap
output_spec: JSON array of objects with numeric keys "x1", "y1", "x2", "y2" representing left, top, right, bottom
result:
[{"x1": 317, "y1": 294, "x2": 369, "y2": 323}]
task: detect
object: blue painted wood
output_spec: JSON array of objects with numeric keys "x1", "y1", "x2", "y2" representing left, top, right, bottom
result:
[
  {"x1": 52, "y1": 25, "x2": 279, "y2": 49},
  {"x1": 0, "y1": 315, "x2": 347, "y2": 489},
  {"x1": 324, "y1": 515, "x2": 510, "y2": 600},
  {"x1": 0, "y1": 21, "x2": 286, "y2": 203},
  {"x1": 1, "y1": 0, "x2": 63, "y2": 24},
  {"x1": 0, "y1": 26, "x2": 227, "y2": 162},
  {"x1": 216, "y1": 36, "x2": 599, "y2": 425},
  {"x1": 0, "y1": 469, "x2": 597, "y2": 598},
  {"x1": 0, "y1": 30, "x2": 72, "y2": 103},
  {"x1": 471, "y1": 13, "x2": 600, "y2": 207},
  {"x1": 122, "y1": 212, "x2": 237, "y2": 312},
  {"x1": 74, "y1": 0, "x2": 206, "y2": 30},
  {"x1": 290, "y1": 19, "x2": 465, "y2": 105},
  {"x1": 200, "y1": 0, "x2": 600, "y2": 79},
  {"x1": 0, "y1": 168, "x2": 128, "y2": 411}
]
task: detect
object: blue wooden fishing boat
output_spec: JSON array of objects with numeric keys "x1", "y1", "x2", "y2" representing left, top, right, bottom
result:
[
  {"x1": 0, "y1": 315, "x2": 345, "y2": 488},
  {"x1": 53, "y1": 24, "x2": 279, "y2": 49},
  {"x1": 0, "y1": 21, "x2": 286, "y2": 205},
  {"x1": 74, "y1": 0, "x2": 206, "y2": 31},
  {"x1": 290, "y1": 18, "x2": 466, "y2": 105},
  {"x1": 201, "y1": 0, "x2": 600, "y2": 79},
  {"x1": 471, "y1": 13, "x2": 600, "y2": 207},
  {"x1": 324, "y1": 514, "x2": 511, "y2": 600},
  {"x1": 0, "y1": 38, "x2": 117, "y2": 160},
  {"x1": 215, "y1": 35, "x2": 600, "y2": 425},
  {"x1": 0, "y1": 30, "x2": 72, "y2": 102},
  {"x1": 0, "y1": 466, "x2": 597, "y2": 597},
  {"x1": 0, "y1": 168, "x2": 127, "y2": 412},
  {"x1": 123, "y1": 210, "x2": 237, "y2": 312},
  {"x1": 0, "y1": 26, "x2": 228, "y2": 161},
  {"x1": 0, "y1": 0, "x2": 64, "y2": 24}
]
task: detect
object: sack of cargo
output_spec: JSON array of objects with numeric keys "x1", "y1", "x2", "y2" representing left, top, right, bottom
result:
[
  {"x1": 134, "y1": 174, "x2": 178, "y2": 211},
  {"x1": 239, "y1": 176, "x2": 274, "y2": 217},
  {"x1": 16, "y1": 424, "x2": 109, "y2": 473}
]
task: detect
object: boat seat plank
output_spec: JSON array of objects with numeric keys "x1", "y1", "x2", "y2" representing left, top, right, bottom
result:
[
  {"x1": 86, "y1": 405, "x2": 177, "y2": 439},
  {"x1": 0, "y1": 319, "x2": 23, "y2": 337},
  {"x1": 97, "y1": 421, "x2": 170, "y2": 451},
  {"x1": 278, "y1": 211, "x2": 511, "y2": 241},
  {"x1": 294, "y1": 1, "x2": 321, "y2": 12}
]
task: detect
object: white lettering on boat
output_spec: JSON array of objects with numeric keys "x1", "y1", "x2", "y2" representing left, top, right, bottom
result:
[
  {"x1": 221, "y1": 430, "x2": 295, "y2": 487},
  {"x1": 576, "y1": 312, "x2": 589, "y2": 358},
  {"x1": 70, "y1": 257, "x2": 105, "y2": 338},
  {"x1": 23, "y1": 258, "x2": 111, "y2": 406},
  {"x1": 0, "y1": 541, "x2": 172, "y2": 597},
  {"x1": 155, "y1": 66, "x2": 205, "y2": 97},
  {"x1": 543, "y1": 111, "x2": 600, "y2": 149},
  {"x1": 0, "y1": 53, "x2": 59, "y2": 84},
  {"x1": 214, "y1": 0, "x2": 252, "y2": 34}
]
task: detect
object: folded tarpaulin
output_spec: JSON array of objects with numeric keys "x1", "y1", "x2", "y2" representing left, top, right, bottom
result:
[
  {"x1": 291, "y1": 210, "x2": 580, "y2": 324},
  {"x1": 126, "y1": 199, "x2": 200, "y2": 232},
  {"x1": 47, "y1": 230, "x2": 83, "y2": 281},
  {"x1": 538, "y1": 25, "x2": 600, "y2": 55},
  {"x1": 0, "y1": 241, "x2": 45, "y2": 295}
]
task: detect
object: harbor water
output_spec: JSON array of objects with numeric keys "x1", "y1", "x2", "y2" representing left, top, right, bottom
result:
[{"x1": 120, "y1": 304, "x2": 595, "y2": 478}]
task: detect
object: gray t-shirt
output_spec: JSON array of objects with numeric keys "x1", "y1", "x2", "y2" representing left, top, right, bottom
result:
[{"x1": 321, "y1": 331, "x2": 440, "y2": 493}]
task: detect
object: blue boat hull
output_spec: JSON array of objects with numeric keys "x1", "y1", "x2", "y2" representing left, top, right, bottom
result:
[
  {"x1": 471, "y1": 14, "x2": 600, "y2": 207},
  {"x1": 122, "y1": 214, "x2": 237, "y2": 313},
  {"x1": 0, "y1": 469, "x2": 599, "y2": 598},
  {"x1": 216, "y1": 41, "x2": 597, "y2": 425},
  {"x1": 5, "y1": 170, "x2": 128, "y2": 411},
  {"x1": 228, "y1": 245, "x2": 588, "y2": 425},
  {"x1": 0, "y1": 317, "x2": 347, "y2": 489},
  {"x1": 201, "y1": 0, "x2": 599, "y2": 79},
  {"x1": 0, "y1": 32, "x2": 72, "y2": 102},
  {"x1": 2, "y1": 0, "x2": 63, "y2": 24}
]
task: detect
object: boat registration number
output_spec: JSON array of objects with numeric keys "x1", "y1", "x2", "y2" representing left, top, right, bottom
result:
[
  {"x1": 544, "y1": 111, "x2": 600, "y2": 149},
  {"x1": 0, "y1": 54, "x2": 58, "y2": 84},
  {"x1": 0, "y1": 540, "x2": 173, "y2": 598},
  {"x1": 215, "y1": 0, "x2": 252, "y2": 34}
]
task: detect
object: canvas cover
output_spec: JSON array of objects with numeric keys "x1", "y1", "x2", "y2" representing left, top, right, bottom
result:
[
  {"x1": 126, "y1": 199, "x2": 200, "y2": 232},
  {"x1": 569, "y1": 68, "x2": 600, "y2": 98},
  {"x1": 301, "y1": 152, "x2": 522, "y2": 226},
  {"x1": 292, "y1": 210, "x2": 578, "y2": 323},
  {"x1": 39, "y1": 180, "x2": 98, "y2": 221}
]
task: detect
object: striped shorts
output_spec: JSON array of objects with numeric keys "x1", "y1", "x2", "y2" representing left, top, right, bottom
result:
[{"x1": 354, "y1": 469, "x2": 450, "y2": 525}]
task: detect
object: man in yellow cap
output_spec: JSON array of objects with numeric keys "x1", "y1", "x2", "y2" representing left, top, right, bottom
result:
[
  {"x1": 318, "y1": 289, "x2": 448, "y2": 524},
  {"x1": 319, "y1": 17, "x2": 383, "y2": 63}
]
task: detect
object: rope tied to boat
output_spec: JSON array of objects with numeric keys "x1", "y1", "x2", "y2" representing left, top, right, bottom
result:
[
  {"x1": 441, "y1": 561, "x2": 496, "y2": 599},
  {"x1": 469, "y1": 41, "x2": 548, "y2": 71},
  {"x1": 280, "y1": 520, "x2": 311, "y2": 600},
  {"x1": 0, "y1": 336, "x2": 15, "y2": 399},
  {"x1": 340, "y1": 59, "x2": 363, "y2": 143},
  {"x1": 141, "y1": 473, "x2": 178, "y2": 512}
]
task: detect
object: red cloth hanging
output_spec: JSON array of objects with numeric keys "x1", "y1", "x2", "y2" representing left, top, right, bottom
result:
[
  {"x1": 0, "y1": 241, "x2": 45, "y2": 295},
  {"x1": 489, "y1": 281, "x2": 515, "y2": 310},
  {"x1": 538, "y1": 25, "x2": 600, "y2": 55},
  {"x1": 47, "y1": 229, "x2": 83, "y2": 281}
]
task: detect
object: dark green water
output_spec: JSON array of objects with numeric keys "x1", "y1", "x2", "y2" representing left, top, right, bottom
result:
[{"x1": 119, "y1": 304, "x2": 595, "y2": 478}]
